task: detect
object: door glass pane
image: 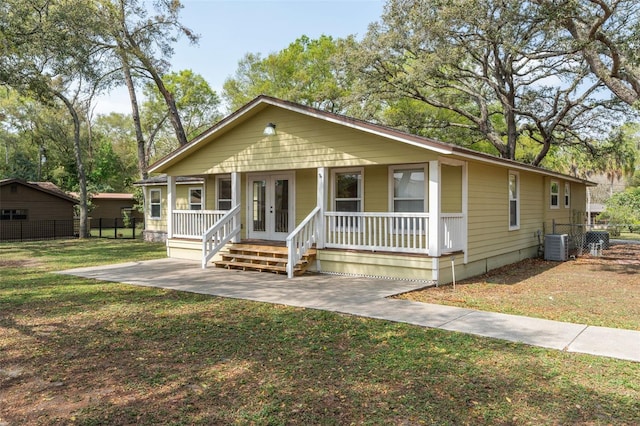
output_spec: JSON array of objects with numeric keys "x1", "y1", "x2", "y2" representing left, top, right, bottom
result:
[
  {"x1": 252, "y1": 180, "x2": 266, "y2": 232},
  {"x1": 274, "y1": 179, "x2": 289, "y2": 233}
]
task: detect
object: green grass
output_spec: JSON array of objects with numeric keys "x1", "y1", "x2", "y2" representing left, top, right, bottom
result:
[
  {"x1": 617, "y1": 231, "x2": 640, "y2": 241},
  {"x1": 89, "y1": 224, "x2": 145, "y2": 239},
  {"x1": 1, "y1": 240, "x2": 639, "y2": 425}
]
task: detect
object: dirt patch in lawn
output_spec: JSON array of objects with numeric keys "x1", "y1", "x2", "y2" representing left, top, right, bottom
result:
[{"x1": 396, "y1": 243, "x2": 640, "y2": 330}]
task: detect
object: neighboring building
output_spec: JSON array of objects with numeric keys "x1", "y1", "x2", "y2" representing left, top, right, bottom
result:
[
  {"x1": 140, "y1": 96, "x2": 594, "y2": 284},
  {"x1": 87, "y1": 193, "x2": 144, "y2": 223},
  {"x1": 0, "y1": 178, "x2": 78, "y2": 241}
]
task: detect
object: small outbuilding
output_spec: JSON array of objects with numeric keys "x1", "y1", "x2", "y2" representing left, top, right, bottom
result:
[{"x1": 0, "y1": 178, "x2": 78, "y2": 241}]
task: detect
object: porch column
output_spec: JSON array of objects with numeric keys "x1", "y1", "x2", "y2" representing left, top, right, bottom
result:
[
  {"x1": 231, "y1": 172, "x2": 241, "y2": 243},
  {"x1": 316, "y1": 167, "x2": 327, "y2": 248},
  {"x1": 428, "y1": 160, "x2": 441, "y2": 257},
  {"x1": 167, "y1": 175, "x2": 176, "y2": 239}
]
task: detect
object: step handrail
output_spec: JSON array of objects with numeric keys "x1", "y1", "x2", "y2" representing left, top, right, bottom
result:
[
  {"x1": 202, "y1": 204, "x2": 241, "y2": 268},
  {"x1": 286, "y1": 206, "x2": 321, "y2": 278}
]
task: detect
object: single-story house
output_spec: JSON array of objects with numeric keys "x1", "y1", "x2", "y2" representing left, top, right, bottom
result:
[
  {"x1": 0, "y1": 178, "x2": 78, "y2": 241},
  {"x1": 140, "y1": 95, "x2": 593, "y2": 284}
]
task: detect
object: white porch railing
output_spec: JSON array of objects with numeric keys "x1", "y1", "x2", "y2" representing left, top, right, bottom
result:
[
  {"x1": 286, "y1": 206, "x2": 321, "y2": 278},
  {"x1": 324, "y1": 211, "x2": 465, "y2": 255},
  {"x1": 441, "y1": 213, "x2": 465, "y2": 252},
  {"x1": 202, "y1": 205, "x2": 241, "y2": 268},
  {"x1": 173, "y1": 210, "x2": 227, "y2": 239},
  {"x1": 324, "y1": 212, "x2": 430, "y2": 253}
]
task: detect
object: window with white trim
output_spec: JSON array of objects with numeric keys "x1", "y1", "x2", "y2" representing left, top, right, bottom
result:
[
  {"x1": 550, "y1": 181, "x2": 559, "y2": 209},
  {"x1": 333, "y1": 169, "x2": 362, "y2": 212},
  {"x1": 390, "y1": 167, "x2": 425, "y2": 212},
  {"x1": 509, "y1": 171, "x2": 519, "y2": 230},
  {"x1": 150, "y1": 189, "x2": 161, "y2": 219},
  {"x1": 189, "y1": 187, "x2": 203, "y2": 210},
  {"x1": 216, "y1": 176, "x2": 232, "y2": 210},
  {"x1": 564, "y1": 182, "x2": 570, "y2": 208}
]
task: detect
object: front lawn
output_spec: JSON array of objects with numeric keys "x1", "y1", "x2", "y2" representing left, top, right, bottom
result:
[{"x1": 1, "y1": 240, "x2": 638, "y2": 425}]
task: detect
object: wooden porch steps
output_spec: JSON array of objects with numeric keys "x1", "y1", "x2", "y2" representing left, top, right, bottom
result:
[{"x1": 214, "y1": 243, "x2": 316, "y2": 276}]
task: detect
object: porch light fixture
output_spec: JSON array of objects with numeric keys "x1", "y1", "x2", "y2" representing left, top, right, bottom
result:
[{"x1": 263, "y1": 122, "x2": 277, "y2": 136}]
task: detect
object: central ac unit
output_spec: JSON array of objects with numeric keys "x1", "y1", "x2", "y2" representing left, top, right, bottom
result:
[{"x1": 544, "y1": 234, "x2": 568, "y2": 261}]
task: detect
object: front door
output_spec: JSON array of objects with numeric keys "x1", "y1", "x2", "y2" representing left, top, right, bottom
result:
[{"x1": 248, "y1": 173, "x2": 294, "y2": 241}]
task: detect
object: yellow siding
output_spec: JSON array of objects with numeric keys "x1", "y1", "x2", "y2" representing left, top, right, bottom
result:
[
  {"x1": 164, "y1": 107, "x2": 439, "y2": 176},
  {"x1": 175, "y1": 185, "x2": 192, "y2": 210},
  {"x1": 295, "y1": 169, "x2": 317, "y2": 223},
  {"x1": 145, "y1": 185, "x2": 166, "y2": 232},
  {"x1": 441, "y1": 164, "x2": 462, "y2": 213},
  {"x1": 205, "y1": 175, "x2": 216, "y2": 210},
  {"x1": 542, "y1": 177, "x2": 579, "y2": 231},
  {"x1": 570, "y1": 182, "x2": 587, "y2": 224},
  {"x1": 466, "y1": 162, "x2": 542, "y2": 264},
  {"x1": 318, "y1": 250, "x2": 437, "y2": 281},
  {"x1": 364, "y1": 165, "x2": 389, "y2": 211}
]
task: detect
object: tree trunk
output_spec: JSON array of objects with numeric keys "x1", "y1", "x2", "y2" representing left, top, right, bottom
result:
[
  {"x1": 123, "y1": 30, "x2": 188, "y2": 147},
  {"x1": 120, "y1": 51, "x2": 148, "y2": 180},
  {"x1": 55, "y1": 91, "x2": 89, "y2": 238},
  {"x1": 146, "y1": 66, "x2": 188, "y2": 147}
]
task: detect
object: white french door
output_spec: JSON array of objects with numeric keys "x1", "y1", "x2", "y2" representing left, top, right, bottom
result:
[{"x1": 247, "y1": 173, "x2": 294, "y2": 241}]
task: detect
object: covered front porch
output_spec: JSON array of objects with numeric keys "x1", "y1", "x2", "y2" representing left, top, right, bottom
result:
[{"x1": 161, "y1": 161, "x2": 467, "y2": 282}]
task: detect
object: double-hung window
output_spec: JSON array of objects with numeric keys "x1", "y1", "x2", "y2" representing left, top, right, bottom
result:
[
  {"x1": 564, "y1": 183, "x2": 570, "y2": 208},
  {"x1": 189, "y1": 187, "x2": 203, "y2": 210},
  {"x1": 334, "y1": 169, "x2": 362, "y2": 213},
  {"x1": 216, "y1": 176, "x2": 232, "y2": 210},
  {"x1": 550, "y1": 181, "x2": 560, "y2": 209},
  {"x1": 509, "y1": 171, "x2": 519, "y2": 230},
  {"x1": 391, "y1": 166, "x2": 426, "y2": 234},
  {"x1": 333, "y1": 169, "x2": 362, "y2": 229},
  {"x1": 391, "y1": 167, "x2": 425, "y2": 212},
  {"x1": 149, "y1": 189, "x2": 161, "y2": 219}
]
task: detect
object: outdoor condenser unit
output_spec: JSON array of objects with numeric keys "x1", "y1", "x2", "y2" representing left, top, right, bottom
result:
[{"x1": 544, "y1": 234, "x2": 569, "y2": 261}]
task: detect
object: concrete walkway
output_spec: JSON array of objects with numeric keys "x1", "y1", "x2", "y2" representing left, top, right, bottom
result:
[{"x1": 58, "y1": 258, "x2": 640, "y2": 363}]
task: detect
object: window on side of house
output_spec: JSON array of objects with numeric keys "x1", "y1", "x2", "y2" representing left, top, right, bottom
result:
[
  {"x1": 0, "y1": 209, "x2": 28, "y2": 220},
  {"x1": 216, "y1": 176, "x2": 232, "y2": 210},
  {"x1": 509, "y1": 171, "x2": 519, "y2": 230},
  {"x1": 333, "y1": 169, "x2": 363, "y2": 212},
  {"x1": 391, "y1": 167, "x2": 425, "y2": 212},
  {"x1": 150, "y1": 189, "x2": 161, "y2": 219},
  {"x1": 189, "y1": 187, "x2": 203, "y2": 210},
  {"x1": 564, "y1": 182, "x2": 570, "y2": 208},
  {"x1": 550, "y1": 181, "x2": 559, "y2": 209}
]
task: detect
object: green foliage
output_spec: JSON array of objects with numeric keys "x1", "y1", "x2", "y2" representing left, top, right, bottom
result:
[
  {"x1": 599, "y1": 187, "x2": 640, "y2": 231},
  {"x1": 88, "y1": 140, "x2": 132, "y2": 192},
  {"x1": 141, "y1": 69, "x2": 221, "y2": 160},
  {"x1": 223, "y1": 35, "x2": 353, "y2": 113},
  {"x1": 352, "y1": 0, "x2": 624, "y2": 165}
]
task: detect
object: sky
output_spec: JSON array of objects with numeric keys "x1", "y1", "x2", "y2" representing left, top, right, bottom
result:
[{"x1": 96, "y1": 0, "x2": 385, "y2": 115}]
